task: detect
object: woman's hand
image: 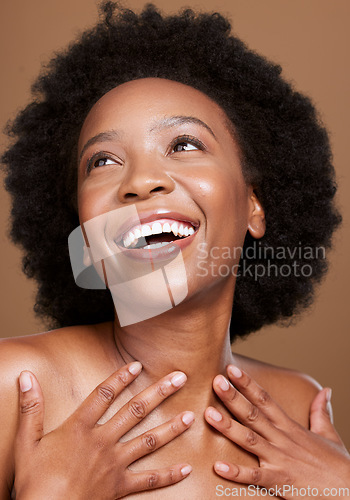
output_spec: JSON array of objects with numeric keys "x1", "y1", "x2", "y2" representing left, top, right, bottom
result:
[
  {"x1": 205, "y1": 365, "x2": 350, "y2": 499},
  {"x1": 14, "y1": 363, "x2": 194, "y2": 500}
]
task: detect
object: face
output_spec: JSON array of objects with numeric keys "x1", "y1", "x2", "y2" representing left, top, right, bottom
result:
[{"x1": 77, "y1": 78, "x2": 265, "y2": 312}]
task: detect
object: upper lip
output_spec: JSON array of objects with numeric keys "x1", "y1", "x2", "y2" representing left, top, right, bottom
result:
[{"x1": 113, "y1": 209, "x2": 200, "y2": 243}]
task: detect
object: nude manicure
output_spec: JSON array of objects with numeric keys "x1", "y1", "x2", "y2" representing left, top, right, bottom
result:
[
  {"x1": 182, "y1": 411, "x2": 195, "y2": 425},
  {"x1": 326, "y1": 388, "x2": 332, "y2": 402},
  {"x1": 215, "y1": 463, "x2": 230, "y2": 472},
  {"x1": 208, "y1": 408, "x2": 222, "y2": 422},
  {"x1": 128, "y1": 361, "x2": 142, "y2": 375},
  {"x1": 19, "y1": 372, "x2": 32, "y2": 392},
  {"x1": 218, "y1": 376, "x2": 230, "y2": 391},
  {"x1": 181, "y1": 465, "x2": 192, "y2": 476},
  {"x1": 171, "y1": 372, "x2": 187, "y2": 387},
  {"x1": 229, "y1": 365, "x2": 242, "y2": 378}
]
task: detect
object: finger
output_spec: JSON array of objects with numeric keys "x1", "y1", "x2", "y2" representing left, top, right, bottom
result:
[
  {"x1": 309, "y1": 388, "x2": 343, "y2": 444},
  {"x1": 105, "y1": 371, "x2": 188, "y2": 439},
  {"x1": 17, "y1": 371, "x2": 44, "y2": 449},
  {"x1": 205, "y1": 406, "x2": 277, "y2": 460},
  {"x1": 125, "y1": 411, "x2": 195, "y2": 463},
  {"x1": 125, "y1": 463, "x2": 192, "y2": 495},
  {"x1": 213, "y1": 461, "x2": 277, "y2": 489},
  {"x1": 212, "y1": 375, "x2": 284, "y2": 443},
  {"x1": 76, "y1": 362, "x2": 143, "y2": 427},
  {"x1": 226, "y1": 365, "x2": 290, "y2": 428}
]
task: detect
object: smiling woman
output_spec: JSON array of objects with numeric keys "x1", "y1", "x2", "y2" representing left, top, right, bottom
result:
[{"x1": 0, "y1": 2, "x2": 349, "y2": 499}]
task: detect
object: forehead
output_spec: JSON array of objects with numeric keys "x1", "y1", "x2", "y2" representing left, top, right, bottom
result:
[{"x1": 78, "y1": 78, "x2": 231, "y2": 147}]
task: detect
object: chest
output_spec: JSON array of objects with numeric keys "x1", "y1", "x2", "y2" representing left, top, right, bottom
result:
[
  {"x1": 122, "y1": 423, "x2": 262, "y2": 499},
  {"x1": 42, "y1": 378, "x2": 267, "y2": 499}
]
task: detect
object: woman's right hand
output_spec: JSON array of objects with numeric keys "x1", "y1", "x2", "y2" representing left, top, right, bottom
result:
[{"x1": 14, "y1": 362, "x2": 194, "y2": 499}]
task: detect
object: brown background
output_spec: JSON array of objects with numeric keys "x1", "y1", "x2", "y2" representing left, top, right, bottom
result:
[{"x1": 0, "y1": 1, "x2": 349, "y2": 448}]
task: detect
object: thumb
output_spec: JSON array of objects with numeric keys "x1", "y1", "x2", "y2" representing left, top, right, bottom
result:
[
  {"x1": 309, "y1": 388, "x2": 341, "y2": 443},
  {"x1": 17, "y1": 371, "x2": 45, "y2": 448}
]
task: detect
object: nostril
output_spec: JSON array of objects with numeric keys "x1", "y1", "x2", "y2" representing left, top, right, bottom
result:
[{"x1": 151, "y1": 186, "x2": 165, "y2": 193}]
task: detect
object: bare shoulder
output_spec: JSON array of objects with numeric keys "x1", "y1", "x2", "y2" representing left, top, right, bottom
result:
[
  {"x1": 0, "y1": 320, "x2": 112, "y2": 374},
  {"x1": 0, "y1": 332, "x2": 52, "y2": 498},
  {"x1": 0, "y1": 322, "x2": 113, "y2": 408},
  {"x1": 0, "y1": 323, "x2": 108, "y2": 498},
  {"x1": 0, "y1": 321, "x2": 113, "y2": 418},
  {"x1": 0, "y1": 323, "x2": 101, "y2": 377},
  {"x1": 0, "y1": 324, "x2": 95, "y2": 424},
  {"x1": 234, "y1": 353, "x2": 322, "y2": 427}
]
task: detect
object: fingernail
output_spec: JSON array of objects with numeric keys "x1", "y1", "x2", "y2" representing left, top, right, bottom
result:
[
  {"x1": 326, "y1": 388, "x2": 332, "y2": 403},
  {"x1": 181, "y1": 465, "x2": 192, "y2": 476},
  {"x1": 228, "y1": 365, "x2": 242, "y2": 378},
  {"x1": 171, "y1": 372, "x2": 187, "y2": 387},
  {"x1": 208, "y1": 407, "x2": 222, "y2": 422},
  {"x1": 182, "y1": 411, "x2": 195, "y2": 425},
  {"x1": 218, "y1": 376, "x2": 230, "y2": 391},
  {"x1": 215, "y1": 462, "x2": 230, "y2": 472},
  {"x1": 128, "y1": 362, "x2": 142, "y2": 375},
  {"x1": 19, "y1": 372, "x2": 32, "y2": 392}
]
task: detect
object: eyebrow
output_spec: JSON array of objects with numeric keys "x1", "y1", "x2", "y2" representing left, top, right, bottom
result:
[
  {"x1": 149, "y1": 115, "x2": 216, "y2": 139},
  {"x1": 78, "y1": 130, "x2": 121, "y2": 163},
  {"x1": 78, "y1": 115, "x2": 216, "y2": 163}
]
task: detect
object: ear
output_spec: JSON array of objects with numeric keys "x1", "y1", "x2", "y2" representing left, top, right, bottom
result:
[{"x1": 247, "y1": 188, "x2": 265, "y2": 239}]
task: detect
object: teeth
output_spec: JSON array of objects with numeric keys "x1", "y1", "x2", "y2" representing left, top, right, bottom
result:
[
  {"x1": 123, "y1": 234, "x2": 131, "y2": 248},
  {"x1": 141, "y1": 225, "x2": 152, "y2": 237},
  {"x1": 143, "y1": 241, "x2": 170, "y2": 250},
  {"x1": 151, "y1": 222, "x2": 162, "y2": 235},
  {"x1": 122, "y1": 220, "x2": 196, "y2": 249},
  {"x1": 170, "y1": 222, "x2": 178, "y2": 237},
  {"x1": 134, "y1": 227, "x2": 142, "y2": 239}
]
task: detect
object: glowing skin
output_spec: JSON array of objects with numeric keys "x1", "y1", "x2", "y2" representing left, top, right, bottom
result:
[
  {"x1": 0, "y1": 78, "x2": 329, "y2": 500},
  {"x1": 77, "y1": 77, "x2": 265, "y2": 318},
  {"x1": 76, "y1": 78, "x2": 265, "y2": 329},
  {"x1": 77, "y1": 78, "x2": 266, "y2": 385}
]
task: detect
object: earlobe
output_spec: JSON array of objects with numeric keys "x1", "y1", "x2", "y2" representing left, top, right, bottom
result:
[
  {"x1": 247, "y1": 190, "x2": 266, "y2": 239},
  {"x1": 83, "y1": 244, "x2": 92, "y2": 267}
]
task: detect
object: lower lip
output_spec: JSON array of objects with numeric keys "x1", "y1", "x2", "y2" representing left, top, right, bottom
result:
[{"x1": 116, "y1": 229, "x2": 199, "y2": 262}]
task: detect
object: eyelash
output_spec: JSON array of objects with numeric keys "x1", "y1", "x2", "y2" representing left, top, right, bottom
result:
[
  {"x1": 86, "y1": 134, "x2": 206, "y2": 173},
  {"x1": 86, "y1": 153, "x2": 119, "y2": 173},
  {"x1": 168, "y1": 135, "x2": 206, "y2": 153}
]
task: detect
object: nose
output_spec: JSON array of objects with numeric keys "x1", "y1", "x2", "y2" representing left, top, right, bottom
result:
[{"x1": 117, "y1": 154, "x2": 175, "y2": 202}]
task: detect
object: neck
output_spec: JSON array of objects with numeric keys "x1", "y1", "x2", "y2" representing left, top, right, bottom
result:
[{"x1": 112, "y1": 279, "x2": 236, "y2": 410}]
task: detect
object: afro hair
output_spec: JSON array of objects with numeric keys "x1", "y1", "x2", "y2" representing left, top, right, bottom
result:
[{"x1": 1, "y1": 1, "x2": 341, "y2": 341}]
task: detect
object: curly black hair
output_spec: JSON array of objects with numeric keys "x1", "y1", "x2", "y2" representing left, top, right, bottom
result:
[{"x1": 1, "y1": 1, "x2": 341, "y2": 341}]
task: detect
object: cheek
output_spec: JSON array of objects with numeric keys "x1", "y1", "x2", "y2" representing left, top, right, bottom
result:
[
  {"x1": 78, "y1": 180, "x2": 114, "y2": 226},
  {"x1": 193, "y1": 167, "x2": 249, "y2": 245}
]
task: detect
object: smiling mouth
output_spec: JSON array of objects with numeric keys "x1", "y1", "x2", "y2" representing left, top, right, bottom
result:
[{"x1": 117, "y1": 219, "x2": 197, "y2": 250}]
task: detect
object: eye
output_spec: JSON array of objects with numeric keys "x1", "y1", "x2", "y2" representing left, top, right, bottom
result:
[
  {"x1": 93, "y1": 157, "x2": 115, "y2": 168},
  {"x1": 173, "y1": 142, "x2": 198, "y2": 152},
  {"x1": 170, "y1": 135, "x2": 206, "y2": 154},
  {"x1": 86, "y1": 153, "x2": 121, "y2": 173}
]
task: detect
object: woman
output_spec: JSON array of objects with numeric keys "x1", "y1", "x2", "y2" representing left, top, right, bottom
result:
[{"x1": 1, "y1": 3, "x2": 349, "y2": 498}]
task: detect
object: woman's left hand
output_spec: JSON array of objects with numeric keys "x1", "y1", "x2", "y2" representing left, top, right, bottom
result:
[{"x1": 204, "y1": 365, "x2": 350, "y2": 499}]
